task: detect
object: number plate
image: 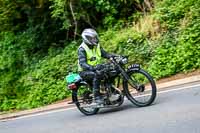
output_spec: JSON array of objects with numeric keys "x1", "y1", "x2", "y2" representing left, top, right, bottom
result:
[{"x1": 128, "y1": 64, "x2": 140, "y2": 70}]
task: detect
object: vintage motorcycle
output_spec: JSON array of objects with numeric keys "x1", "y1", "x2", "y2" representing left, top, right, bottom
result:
[{"x1": 66, "y1": 55, "x2": 157, "y2": 115}]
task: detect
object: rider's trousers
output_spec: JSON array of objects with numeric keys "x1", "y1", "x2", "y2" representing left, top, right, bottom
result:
[{"x1": 79, "y1": 71, "x2": 101, "y2": 98}]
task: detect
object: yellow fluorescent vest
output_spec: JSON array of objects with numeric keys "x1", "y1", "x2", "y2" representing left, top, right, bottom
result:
[{"x1": 78, "y1": 43, "x2": 101, "y2": 71}]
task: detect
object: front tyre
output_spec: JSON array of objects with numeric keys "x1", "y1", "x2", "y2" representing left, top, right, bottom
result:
[
  {"x1": 72, "y1": 85, "x2": 99, "y2": 115},
  {"x1": 123, "y1": 69, "x2": 157, "y2": 107}
]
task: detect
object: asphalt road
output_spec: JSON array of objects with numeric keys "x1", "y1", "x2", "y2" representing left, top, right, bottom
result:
[{"x1": 0, "y1": 82, "x2": 200, "y2": 133}]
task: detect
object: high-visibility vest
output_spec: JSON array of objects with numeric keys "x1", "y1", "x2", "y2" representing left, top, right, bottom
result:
[{"x1": 78, "y1": 43, "x2": 101, "y2": 71}]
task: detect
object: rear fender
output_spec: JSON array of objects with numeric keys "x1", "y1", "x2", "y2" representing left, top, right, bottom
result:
[
  {"x1": 78, "y1": 81, "x2": 88, "y2": 86},
  {"x1": 71, "y1": 80, "x2": 89, "y2": 103}
]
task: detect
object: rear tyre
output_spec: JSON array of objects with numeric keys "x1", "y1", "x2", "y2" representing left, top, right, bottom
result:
[
  {"x1": 123, "y1": 69, "x2": 157, "y2": 107},
  {"x1": 72, "y1": 85, "x2": 99, "y2": 115}
]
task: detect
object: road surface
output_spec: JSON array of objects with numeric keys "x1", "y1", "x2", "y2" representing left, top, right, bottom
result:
[{"x1": 0, "y1": 81, "x2": 200, "y2": 133}]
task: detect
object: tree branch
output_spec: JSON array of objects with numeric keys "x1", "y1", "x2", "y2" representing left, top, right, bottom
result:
[{"x1": 69, "y1": 0, "x2": 77, "y2": 40}]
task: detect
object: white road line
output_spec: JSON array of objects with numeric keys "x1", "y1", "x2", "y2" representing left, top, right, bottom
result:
[
  {"x1": 1, "y1": 83, "x2": 200, "y2": 121},
  {"x1": 4, "y1": 107, "x2": 77, "y2": 121},
  {"x1": 133, "y1": 83, "x2": 200, "y2": 98},
  {"x1": 158, "y1": 83, "x2": 200, "y2": 94}
]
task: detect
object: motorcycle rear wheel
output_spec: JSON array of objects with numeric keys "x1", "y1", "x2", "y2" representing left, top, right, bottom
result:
[{"x1": 72, "y1": 85, "x2": 99, "y2": 115}]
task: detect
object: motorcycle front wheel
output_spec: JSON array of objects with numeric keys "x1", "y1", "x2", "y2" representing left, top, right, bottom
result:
[
  {"x1": 72, "y1": 85, "x2": 99, "y2": 115},
  {"x1": 123, "y1": 69, "x2": 157, "y2": 107}
]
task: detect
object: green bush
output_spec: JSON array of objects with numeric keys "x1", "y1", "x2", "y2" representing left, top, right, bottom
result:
[
  {"x1": 147, "y1": 33, "x2": 179, "y2": 78},
  {"x1": 0, "y1": 41, "x2": 78, "y2": 111},
  {"x1": 100, "y1": 28, "x2": 153, "y2": 65},
  {"x1": 154, "y1": 0, "x2": 196, "y2": 30},
  {"x1": 148, "y1": 0, "x2": 200, "y2": 79},
  {"x1": 15, "y1": 43, "x2": 78, "y2": 110}
]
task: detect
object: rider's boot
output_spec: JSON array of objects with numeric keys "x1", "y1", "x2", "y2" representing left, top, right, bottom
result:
[
  {"x1": 91, "y1": 90, "x2": 104, "y2": 106},
  {"x1": 90, "y1": 77, "x2": 104, "y2": 106}
]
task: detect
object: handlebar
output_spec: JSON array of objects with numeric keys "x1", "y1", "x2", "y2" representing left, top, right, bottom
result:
[{"x1": 109, "y1": 55, "x2": 128, "y2": 65}]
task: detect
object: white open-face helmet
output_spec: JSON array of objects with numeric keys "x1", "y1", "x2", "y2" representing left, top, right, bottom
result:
[{"x1": 81, "y1": 28, "x2": 99, "y2": 46}]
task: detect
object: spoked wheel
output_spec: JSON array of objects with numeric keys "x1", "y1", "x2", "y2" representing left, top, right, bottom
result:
[
  {"x1": 72, "y1": 85, "x2": 99, "y2": 115},
  {"x1": 123, "y1": 69, "x2": 157, "y2": 107}
]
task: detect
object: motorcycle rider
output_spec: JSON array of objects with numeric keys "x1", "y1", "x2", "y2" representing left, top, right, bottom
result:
[{"x1": 78, "y1": 28, "x2": 114, "y2": 105}]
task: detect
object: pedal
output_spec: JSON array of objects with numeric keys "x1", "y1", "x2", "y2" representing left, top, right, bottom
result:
[{"x1": 67, "y1": 101, "x2": 75, "y2": 104}]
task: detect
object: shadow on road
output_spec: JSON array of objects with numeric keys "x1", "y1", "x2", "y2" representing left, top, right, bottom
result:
[{"x1": 98, "y1": 104, "x2": 136, "y2": 115}]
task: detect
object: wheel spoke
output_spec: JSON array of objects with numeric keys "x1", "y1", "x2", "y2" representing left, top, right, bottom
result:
[
  {"x1": 124, "y1": 69, "x2": 157, "y2": 107},
  {"x1": 73, "y1": 85, "x2": 99, "y2": 115}
]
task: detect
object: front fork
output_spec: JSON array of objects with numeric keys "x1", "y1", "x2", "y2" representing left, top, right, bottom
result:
[
  {"x1": 121, "y1": 66, "x2": 143, "y2": 94},
  {"x1": 111, "y1": 59, "x2": 139, "y2": 89}
]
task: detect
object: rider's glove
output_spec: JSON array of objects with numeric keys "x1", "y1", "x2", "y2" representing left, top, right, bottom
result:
[{"x1": 94, "y1": 64, "x2": 105, "y2": 71}]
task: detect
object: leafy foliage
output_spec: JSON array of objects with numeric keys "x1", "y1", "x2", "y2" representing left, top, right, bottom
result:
[
  {"x1": 148, "y1": 0, "x2": 200, "y2": 78},
  {"x1": 100, "y1": 29, "x2": 154, "y2": 65},
  {"x1": 16, "y1": 44, "x2": 77, "y2": 109},
  {"x1": 0, "y1": 0, "x2": 199, "y2": 111}
]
